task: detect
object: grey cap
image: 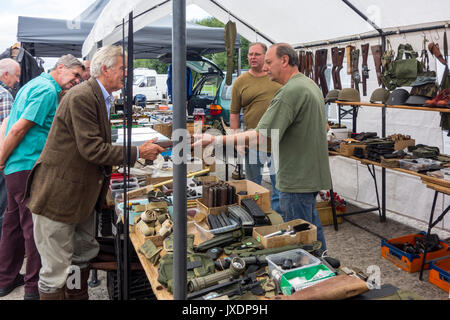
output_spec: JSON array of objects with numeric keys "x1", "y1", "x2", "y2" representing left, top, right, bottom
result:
[
  {"x1": 410, "y1": 76, "x2": 437, "y2": 87},
  {"x1": 325, "y1": 89, "x2": 340, "y2": 103},
  {"x1": 370, "y1": 88, "x2": 390, "y2": 104},
  {"x1": 337, "y1": 88, "x2": 360, "y2": 102},
  {"x1": 387, "y1": 89, "x2": 410, "y2": 105}
]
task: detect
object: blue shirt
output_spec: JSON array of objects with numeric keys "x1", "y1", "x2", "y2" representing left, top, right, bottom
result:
[
  {"x1": 4, "y1": 72, "x2": 61, "y2": 175},
  {"x1": 96, "y1": 78, "x2": 139, "y2": 158}
]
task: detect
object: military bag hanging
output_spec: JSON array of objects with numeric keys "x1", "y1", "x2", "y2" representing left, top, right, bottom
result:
[{"x1": 382, "y1": 40, "x2": 423, "y2": 90}]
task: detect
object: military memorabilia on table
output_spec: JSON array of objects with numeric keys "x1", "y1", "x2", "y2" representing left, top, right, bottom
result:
[
  {"x1": 337, "y1": 88, "x2": 360, "y2": 102},
  {"x1": 223, "y1": 236, "x2": 264, "y2": 255},
  {"x1": 331, "y1": 47, "x2": 345, "y2": 90},
  {"x1": 365, "y1": 139, "x2": 395, "y2": 162},
  {"x1": 194, "y1": 227, "x2": 244, "y2": 252},
  {"x1": 187, "y1": 257, "x2": 246, "y2": 293},
  {"x1": 387, "y1": 133, "x2": 415, "y2": 151},
  {"x1": 351, "y1": 48, "x2": 360, "y2": 92},
  {"x1": 371, "y1": 44, "x2": 383, "y2": 86},
  {"x1": 399, "y1": 158, "x2": 442, "y2": 172},
  {"x1": 138, "y1": 239, "x2": 163, "y2": 265},
  {"x1": 201, "y1": 181, "x2": 237, "y2": 208},
  {"x1": 386, "y1": 88, "x2": 409, "y2": 105},
  {"x1": 314, "y1": 49, "x2": 328, "y2": 97},
  {"x1": 361, "y1": 43, "x2": 370, "y2": 96},
  {"x1": 382, "y1": 41, "x2": 423, "y2": 90},
  {"x1": 324, "y1": 89, "x2": 340, "y2": 104},
  {"x1": 408, "y1": 144, "x2": 440, "y2": 158},
  {"x1": 272, "y1": 274, "x2": 369, "y2": 300},
  {"x1": 240, "y1": 198, "x2": 271, "y2": 227},
  {"x1": 157, "y1": 252, "x2": 215, "y2": 293},
  {"x1": 352, "y1": 132, "x2": 378, "y2": 141},
  {"x1": 370, "y1": 88, "x2": 390, "y2": 104}
]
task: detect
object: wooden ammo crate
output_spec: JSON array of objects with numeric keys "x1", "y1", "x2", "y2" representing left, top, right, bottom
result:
[{"x1": 228, "y1": 179, "x2": 271, "y2": 212}]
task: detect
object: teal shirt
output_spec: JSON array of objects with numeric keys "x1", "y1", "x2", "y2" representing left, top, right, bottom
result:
[{"x1": 4, "y1": 72, "x2": 61, "y2": 175}]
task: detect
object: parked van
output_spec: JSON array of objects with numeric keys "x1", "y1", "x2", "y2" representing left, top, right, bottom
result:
[{"x1": 133, "y1": 68, "x2": 164, "y2": 102}]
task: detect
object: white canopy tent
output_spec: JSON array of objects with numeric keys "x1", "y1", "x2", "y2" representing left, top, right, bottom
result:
[{"x1": 84, "y1": 1, "x2": 450, "y2": 230}]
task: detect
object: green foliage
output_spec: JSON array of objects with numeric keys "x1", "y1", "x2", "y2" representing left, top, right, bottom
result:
[{"x1": 133, "y1": 17, "x2": 250, "y2": 74}]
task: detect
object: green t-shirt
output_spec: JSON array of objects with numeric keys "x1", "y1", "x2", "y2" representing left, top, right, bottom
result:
[
  {"x1": 256, "y1": 73, "x2": 332, "y2": 193},
  {"x1": 4, "y1": 73, "x2": 61, "y2": 175},
  {"x1": 230, "y1": 72, "x2": 281, "y2": 130}
]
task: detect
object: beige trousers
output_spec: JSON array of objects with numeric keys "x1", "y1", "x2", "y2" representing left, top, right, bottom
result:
[{"x1": 32, "y1": 213, "x2": 99, "y2": 293}]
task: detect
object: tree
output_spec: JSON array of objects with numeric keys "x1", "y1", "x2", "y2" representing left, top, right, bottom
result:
[{"x1": 133, "y1": 17, "x2": 250, "y2": 75}]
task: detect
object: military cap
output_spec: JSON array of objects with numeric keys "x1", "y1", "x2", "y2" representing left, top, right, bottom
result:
[
  {"x1": 410, "y1": 76, "x2": 437, "y2": 87},
  {"x1": 325, "y1": 89, "x2": 340, "y2": 103},
  {"x1": 370, "y1": 88, "x2": 390, "y2": 104},
  {"x1": 386, "y1": 89, "x2": 409, "y2": 105},
  {"x1": 337, "y1": 88, "x2": 360, "y2": 102}
]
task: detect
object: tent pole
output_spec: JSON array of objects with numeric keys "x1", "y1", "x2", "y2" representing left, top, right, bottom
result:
[
  {"x1": 172, "y1": 0, "x2": 188, "y2": 300},
  {"x1": 341, "y1": 0, "x2": 383, "y2": 34},
  {"x1": 122, "y1": 11, "x2": 134, "y2": 301}
]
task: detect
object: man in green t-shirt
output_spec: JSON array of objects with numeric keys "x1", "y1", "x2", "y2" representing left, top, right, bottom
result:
[
  {"x1": 230, "y1": 42, "x2": 282, "y2": 213},
  {"x1": 193, "y1": 43, "x2": 331, "y2": 251}
]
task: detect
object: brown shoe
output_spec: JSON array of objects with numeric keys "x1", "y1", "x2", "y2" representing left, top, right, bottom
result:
[
  {"x1": 65, "y1": 267, "x2": 90, "y2": 300},
  {"x1": 39, "y1": 287, "x2": 65, "y2": 300},
  {"x1": 428, "y1": 42, "x2": 447, "y2": 66},
  {"x1": 425, "y1": 89, "x2": 448, "y2": 107}
]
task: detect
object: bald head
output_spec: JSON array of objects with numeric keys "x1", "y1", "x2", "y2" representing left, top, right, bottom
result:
[{"x1": 0, "y1": 58, "x2": 21, "y2": 89}]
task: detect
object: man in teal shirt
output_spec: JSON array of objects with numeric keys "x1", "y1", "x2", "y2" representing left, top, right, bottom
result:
[
  {"x1": 0, "y1": 54, "x2": 83, "y2": 300},
  {"x1": 193, "y1": 43, "x2": 331, "y2": 251}
]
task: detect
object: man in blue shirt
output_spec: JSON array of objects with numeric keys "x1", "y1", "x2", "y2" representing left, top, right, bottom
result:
[
  {"x1": 0, "y1": 54, "x2": 83, "y2": 300},
  {"x1": 0, "y1": 58, "x2": 20, "y2": 240}
]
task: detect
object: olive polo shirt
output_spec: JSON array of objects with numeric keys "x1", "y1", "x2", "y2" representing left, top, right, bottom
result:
[
  {"x1": 4, "y1": 72, "x2": 61, "y2": 175},
  {"x1": 256, "y1": 73, "x2": 332, "y2": 193}
]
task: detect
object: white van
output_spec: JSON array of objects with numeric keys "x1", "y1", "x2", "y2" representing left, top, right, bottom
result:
[{"x1": 133, "y1": 68, "x2": 164, "y2": 102}]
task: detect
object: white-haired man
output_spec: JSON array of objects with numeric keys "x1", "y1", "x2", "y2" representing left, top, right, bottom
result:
[
  {"x1": 0, "y1": 54, "x2": 83, "y2": 300},
  {"x1": 0, "y1": 58, "x2": 20, "y2": 243},
  {"x1": 26, "y1": 45, "x2": 164, "y2": 300}
]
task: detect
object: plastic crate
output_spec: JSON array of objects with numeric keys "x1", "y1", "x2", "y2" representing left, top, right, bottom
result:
[
  {"x1": 428, "y1": 258, "x2": 450, "y2": 293},
  {"x1": 107, "y1": 270, "x2": 156, "y2": 300},
  {"x1": 266, "y1": 248, "x2": 321, "y2": 279},
  {"x1": 381, "y1": 232, "x2": 450, "y2": 273},
  {"x1": 279, "y1": 264, "x2": 335, "y2": 296}
]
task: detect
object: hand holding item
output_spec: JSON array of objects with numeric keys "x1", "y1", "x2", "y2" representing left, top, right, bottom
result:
[
  {"x1": 191, "y1": 133, "x2": 216, "y2": 148},
  {"x1": 138, "y1": 138, "x2": 165, "y2": 161}
]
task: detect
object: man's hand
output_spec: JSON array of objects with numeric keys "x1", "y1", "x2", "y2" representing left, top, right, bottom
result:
[
  {"x1": 138, "y1": 138, "x2": 165, "y2": 161},
  {"x1": 191, "y1": 133, "x2": 216, "y2": 148}
]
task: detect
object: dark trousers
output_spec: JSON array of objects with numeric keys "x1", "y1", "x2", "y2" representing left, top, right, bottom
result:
[
  {"x1": 0, "y1": 172, "x2": 7, "y2": 239},
  {"x1": 0, "y1": 170, "x2": 41, "y2": 294}
]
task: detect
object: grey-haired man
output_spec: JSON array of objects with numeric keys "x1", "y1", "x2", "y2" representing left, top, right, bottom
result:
[{"x1": 0, "y1": 54, "x2": 83, "y2": 300}]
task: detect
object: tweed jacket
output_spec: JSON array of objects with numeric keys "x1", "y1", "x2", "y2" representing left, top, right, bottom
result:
[{"x1": 25, "y1": 78, "x2": 137, "y2": 224}]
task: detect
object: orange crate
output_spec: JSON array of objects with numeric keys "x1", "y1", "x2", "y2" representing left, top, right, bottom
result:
[
  {"x1": 428, "y1": 258, "x2": 450, "y2": 293},
  {"x1": 381, "y1": 232, "x2": 450, "y2": 273}
]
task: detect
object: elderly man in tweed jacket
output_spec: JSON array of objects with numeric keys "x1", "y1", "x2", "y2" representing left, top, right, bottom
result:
[{"x1": 26, "y1": 45, "x2": 164, "y2": 300}]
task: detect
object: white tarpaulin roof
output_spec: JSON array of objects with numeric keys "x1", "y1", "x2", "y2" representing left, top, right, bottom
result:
[{"x1": 83, "y1": 1, "x2": 450, "y2": 231}]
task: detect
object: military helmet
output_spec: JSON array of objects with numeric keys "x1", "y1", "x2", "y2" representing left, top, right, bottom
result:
[
  {"x1": 337, "y1": 88, "x2": 360, "y2": 102},
  {"x1": 405, "y1": 95, "x2": 428, "y2": 106},
  {"x1": 387, "y1": 88, "x2": 409, "y2": 105},
  {"x1": 370, "y1": 88, "x2": 390, "y2": 104},
  {"x1": 325, "y1": 89, "x2": 340, "y2": 103}
]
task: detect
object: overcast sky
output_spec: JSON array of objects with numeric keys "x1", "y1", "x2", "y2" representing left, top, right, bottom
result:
[{"x1": 1, "y1": 0, "x2": 211, "y2": 70}]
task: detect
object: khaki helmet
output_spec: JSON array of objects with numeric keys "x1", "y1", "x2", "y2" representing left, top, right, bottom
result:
[
  {"x1": 325, "y1": 89, "x2": 340, "y2": 103},
  {"x1": 337, "y1": 88, "x2": 360, "y2": 102},
  {"x1": 370, "y1": 88, "x2": 390, "y2": 104}
]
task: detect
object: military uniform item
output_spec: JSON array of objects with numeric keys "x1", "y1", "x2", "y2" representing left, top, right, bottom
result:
[
  {"x1": 324, "y1": 89, "x2": 340, "y2": 103},
  {"x1": 337, "y1": 88, "x2": 360, "y2": 102},
  {"x1": 387, "y1": 89, "x2": 409, "y2": 105},
  {"x1": 370, "y1": 88, "x2": 390, "y2": 104},
  {"x1": 405, "y1": 95, "x2": 428, "y2": 106}
]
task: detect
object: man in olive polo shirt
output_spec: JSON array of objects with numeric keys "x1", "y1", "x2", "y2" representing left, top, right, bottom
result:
[
  {"x1": 230, "y1": 42, "x2": 282, "y2": 213},
  {"x1": 193, "y1": 43, "x2": 331, "y2": 251},
  {"x1": 0, "y1": 54, "x2": 83, "y2": 300}
]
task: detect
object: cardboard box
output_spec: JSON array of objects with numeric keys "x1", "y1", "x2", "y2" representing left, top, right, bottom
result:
[
  {"x1": 134, "y1": 226, "x2": 166, "y2": 247},
  {"x1": 196, "y1": 199, "x2": 231, "y2": 216},
  {"x1": 253, "y1": 219, "x2": 317, "y2": 249},
  {"x1": 153, "y1": 123, "x2": 172, "y2": 139},
  {"x1": 338, "y1": 143, "x2": 366, "y2": 157},
  {"x1": 316, "y1": 201, "x2": 343, "y2": 226},
  {"x1": 228, "y1": 179, "x2": 271, "y2": 212},
  {"x1": 394, "y1": 139, "x2": 415, "y2": 151}
]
